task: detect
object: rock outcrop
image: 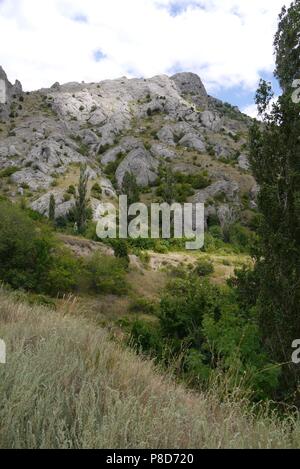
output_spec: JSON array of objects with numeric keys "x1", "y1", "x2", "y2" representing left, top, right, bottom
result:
[
  {"x1": 0, "y1": 66, "x2": 255, "y2": 229},
  {"x1": 0, "y1": 66, "x2": 23, "y2": 120}
]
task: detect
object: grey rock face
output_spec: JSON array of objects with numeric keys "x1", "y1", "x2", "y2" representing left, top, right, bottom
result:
[
  {"x1": 101, "y1": 137, "x2": 142, "y2": 165},
  {"x1": 11, "y1": 169, "x2": 54, "y2": 191},
  {"x1": 157, "y1": 125, "x2": 175, "y2": 146},
  {"x1": 171, "y1": 72, "x2": 208, "y2": 108},
  {"x1": 0, "y1": 66, "x2": 23, "y2": 119},
  {"x1": 150, "y1": 143, "x2": 177, "y2": 160},
  {"x1": 0, "y1": 66, "x2": 255, "y2": 228},
  {"x1": 200, "y1": 110, "x2": 222, "y2": 131},
  {"x1": 194, "y1": 180, "x2": 240, "y2": 204},
  {"x1": 31, "y1": 190, "x2": 74, "y2": 218},
  {"x1": 116, "y1": 147, "x2": 158, "y2": 187},
  {"x1": 179, "y1": 133, "x2": 205, "y2": 152},
  {"x1": 217, "y1": 204, "x2": 239, "y2": 228},
  {"x1": 238, "y1": 154, "x2": 250, "y2": 171},
  {"x1": 214, "y1": 144, "x2": 232, "y2": 160},
  {"x1": 100, "y1": 177, "x2": 117, "y2": 198}
]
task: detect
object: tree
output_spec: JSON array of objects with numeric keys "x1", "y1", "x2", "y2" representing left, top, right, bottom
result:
[
  {"x1": 156, "y1": 164, "x2": 177, "y2": 204},
  {"x1": 122, "y1": 171, "x2": 140, "y2": 205},
  {"x1": 274, "y1": 1, "x2": 300, "y2": 90},
  {"x1": 49, "y1": 194, "x2": 56, "y2": 222},
  {"x1": 75, "y1": 165, "x2": 89, "y2": 233},
  {"x1": 112, "y1": 239, "x2": 130, "y2": 267},
  {"x1": 248, "y1": 0, "x2": 300, "y2": 399},
  {"x1": 0, "y1": 201, "x2": 53, "y2": 291}
]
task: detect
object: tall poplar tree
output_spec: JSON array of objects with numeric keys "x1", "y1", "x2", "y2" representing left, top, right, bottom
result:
[{"x1": 249, "y1": 1, "x2": 300, "y2": 398}]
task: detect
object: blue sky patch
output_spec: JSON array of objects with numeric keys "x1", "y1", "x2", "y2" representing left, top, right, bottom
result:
[
  {"x1": 93, "y1": 50, "x2": 107, "y2": 62},
  {"x1": 166, "y1": 1, "x2": 204, "y2": 17},
  {"x1": 73, "y1": 14, "x2": 88, "y2": 23}
]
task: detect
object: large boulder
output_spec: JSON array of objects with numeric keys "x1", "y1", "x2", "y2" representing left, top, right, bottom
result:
[
  {"x1": 0, "y1": 66, "x2": 23, "y2": 119},
  {"x1": 101, "y1": 137, "x2": 142, "y2": 165},
  {"x1": 23, "y1": 140, "x2": 85, "y2": 176},
  {"x1": 193, "y1": 180, "x2": 240, "y2": 204},
  {"x1": 179, "y1": 133, "x2": 206, "y2": 152},
  {"x1": 200, "y1": 110, "x2": 222, "y2": 131},
  {"x1": 171, "y1": 72, "x2": 208, "y2": 108},
  {"x1": 214, "y1": 144, "x2": 232, "y2": 160},
  {"x1": 238, "y1": 154, "x2": 250, "y2": 171},
  {"x1": 150, "y1": 143, "x2": 177, "y2": 160},
  {"x1": 116, "y1": 147, "x2": 158, "y2": 187},
  {"x1": 30, "y1": 190, "x2": 74, "y2": 219},
  {"x1": 157, "y1": 125, "x2": 175, "y2": 146},
  {"x1": 11, "y1": 169, "x2": 53, "y2": 191}
]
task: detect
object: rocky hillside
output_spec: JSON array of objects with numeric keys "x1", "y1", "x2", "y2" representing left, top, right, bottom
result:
[{"x1": 0, "y1": 66, "x2": 258, "y2": 228}]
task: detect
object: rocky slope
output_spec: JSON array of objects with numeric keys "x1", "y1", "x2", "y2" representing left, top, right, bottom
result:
[{"x1": 0, "y1": 67, "x2": 258, "y2": 228}]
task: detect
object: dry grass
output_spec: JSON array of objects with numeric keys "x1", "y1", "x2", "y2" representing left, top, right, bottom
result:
[{"x1": 0, "y1": 289, "x2": 299, "y2": 449}]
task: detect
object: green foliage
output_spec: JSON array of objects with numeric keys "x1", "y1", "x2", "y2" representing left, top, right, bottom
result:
[
  {"x1": 174, "y1": 171, "x2": 211, "y2": 190},
  {"x1": 49, "y1": 194, "x2": 56, "y2": 222},
  {"x1": 105, "y1": 152, "x2": 124, "y2": 184},
  {"x1": 91, "y1": 182, "x2": 102, "y2": 199},
  {"x1": 78, "y1": 143, "x2": 89, "y2": 156},
  {"x1": 0, "y1": 166, "x2": 20, "y2": 178},
  {"x1": 274, "y1": 0, "x2": 300, "y2": 89},
  {"x1": 128, "y1": 274, "x2": 280, "y2": 400},
  {"x1": 228, "y1": 223, "x2": 257, "y2": 252},
  {"x1": 67, "y1": 185, "x2": 76, "y2": 195},
  {"x1": 74, "y1": 165, "x2": 90, "y2": 233},
  {"x1": 111, "y1": 239, "x2": 130, "y2": 266},
  {"x1": 45, "y1": 247, "x2": 82, "y2": 296},
  {"x1": 129, "y1": 297, "x2": 158, "y2": 315},
  {"x1": 156, "y1": 170, "x2": 211, "y2": 203},
  {"x1": 122, "y1": 171, "x2": 140, "y2": 205},
  {"x1": 194, "y1": 259, "x2": 214, "y2": 277},
  {"x1": 86, "y1": 252, "x2": 128, "y2": 295},
  {"x1": 156, "y1": 164, "x2": 178, "y2": 204},
  {"x1": 248, "y1": 5, "x2": 300, "y2": 400},
  {"x1": 0, "y1": 201, "x2": 54, "y2": 291},
  {"x1": 0, "y1": 201, "x2": 83, "y2": 297}
]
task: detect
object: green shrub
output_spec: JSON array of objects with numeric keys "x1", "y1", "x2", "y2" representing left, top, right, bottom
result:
[
  {"x1": 194, "y1": 259, "x2": 214, "y2": 277},
  {"x1": 209, "y1": 225, "x2": 224, "y2": 240},
  {"x1": 111, "y1": 239, "x2": 130, "y2": 265},
  {"x1": 63, "y1": 193, "x2": 71, "y2": 202},
  {"x1": 228, "y1": 223, "x2": 257, "y2": 252},
  {"x1": 67, "y1": 185, "x2": 76, "y2": 195},
  {"x1": 45, "y1": 247, "x2": 82, "y2": 296},
  {"x1": 91, "y1": 182, "x2": 102, "y2": 199},
  {"x1": 130, "y1": 297, "x2": 157, "y2": 315},
  {"x1": 129, "y1": 275, "x2": 280, "y2": 400},
  {"x1": 78, "y1": 143, "x2": 89, "y2": 156},
  {"x1": 0, "y1": 201, "x2": 54, "y2": 291},
  {"x1": 129, "y1": 319, "x2": 163, "y2": 358},
  {"x1": 86, "y1": 253, "x2": 128, "y2": 295},
  {"x1": 0, "y1": 166, "x2": 20, "y2": 178},
  {"x1": 174, "y1": 171, "x2": 211, "y2": 190}
]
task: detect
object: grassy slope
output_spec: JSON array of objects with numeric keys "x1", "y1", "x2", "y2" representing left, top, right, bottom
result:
[{"x1": 0, "y1": 289, "x2": 299, "y2": 449}]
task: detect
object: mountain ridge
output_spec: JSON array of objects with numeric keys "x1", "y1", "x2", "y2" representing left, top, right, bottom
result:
[{"x1": 0, "y1": 67, "x2": 257, "y2": 229}]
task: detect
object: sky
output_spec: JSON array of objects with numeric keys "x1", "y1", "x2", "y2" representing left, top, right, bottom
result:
[{"x1": 0, "y1": 0, "x2": 290, "y2": 116}]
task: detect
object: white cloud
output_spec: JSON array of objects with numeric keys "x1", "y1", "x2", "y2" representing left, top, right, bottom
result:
[
  {"x1": 242, "y1": 103, "x2": 259, "y2": 119},
  {"x1": 0, "y1": 0, "x2": 289, "y2": 95},
  {"x1": 242, "y1": 96, "x2": 279, "y2": 119}
]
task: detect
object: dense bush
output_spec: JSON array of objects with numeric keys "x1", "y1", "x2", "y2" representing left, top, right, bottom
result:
[
  {"x1": 174, "y1": 171, "x2": 211, "y2": 190},
  {"x1": 228, "y1": 223, "x2": 257, "y2": 252},
  {"x1": 0, "y1": 201, "x2": 54, "y2": 291},
  {"x1": 45, "y1": 247, "x2": 83, "y2": 296},
  {"x1": 129, "y1": 297, "x2": 158, "y2": 315},
  {"x1": 86, "y1": 252, "x2": 128, "y2": 295},
  {"x1": 194, "y1": 259, "x2": 214, "y2": 277},
  {"x1": 129, "y1": 274, "x2": 280, "y2": 400},
  {"x1": 0, "y1": 201, "x2": 83, "y2": 296}
]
